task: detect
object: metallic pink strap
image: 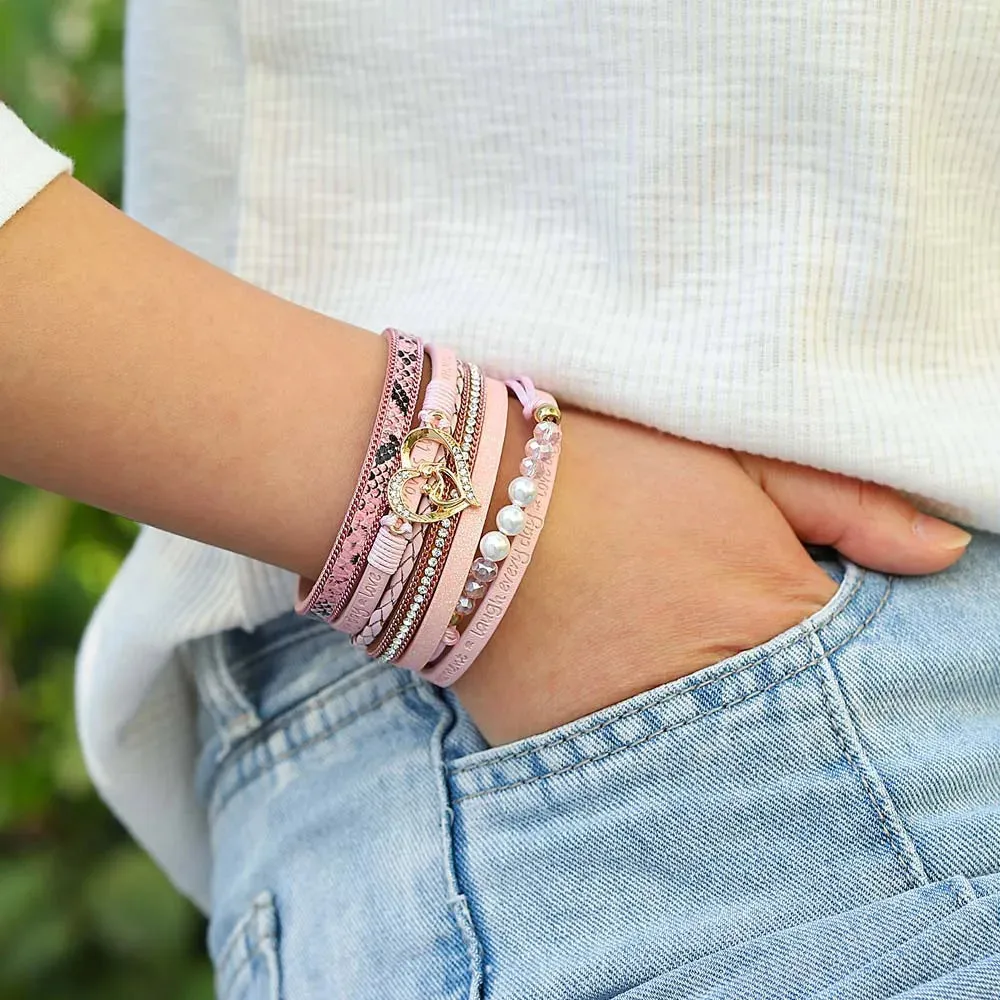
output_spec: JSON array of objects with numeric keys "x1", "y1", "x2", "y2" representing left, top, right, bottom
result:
[
  {"x1": 422, "y1": 404, "x2": 562, "y2": 686},
  {"x1": 394, "y1": 374, "x2": 508, "y2": 670},
  {"x1": 295, "y1": 329, "x2": 424, "y2": 623},
  {"x1": 334, "y1": 344, "x2": 459, "y2": 636}
]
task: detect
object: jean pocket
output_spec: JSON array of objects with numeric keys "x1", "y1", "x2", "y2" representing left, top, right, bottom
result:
[
  {"x1": 213, "y1": 892, "x2": 281, "y2": 1000},
  {"x1": 442, "y1": 560, "x2": 910, "y2": 1000},
  {"x1": 445, "y1": 553, "x2": 864, "y2": 791}
]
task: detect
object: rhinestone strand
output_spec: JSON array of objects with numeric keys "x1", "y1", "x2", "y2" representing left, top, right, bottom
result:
[{"x1": 378, "y1": 364, "x2": 483, "y2": 662}]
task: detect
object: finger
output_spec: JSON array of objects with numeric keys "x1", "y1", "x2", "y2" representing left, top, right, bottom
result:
[{"x1": 734, "y1": 455, "x2": 972, "y2": 575}]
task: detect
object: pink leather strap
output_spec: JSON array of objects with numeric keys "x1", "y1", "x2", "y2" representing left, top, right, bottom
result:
[
  {"x1": 332, "y1": 345, "x2": 459, "y2": 635},
  {"x1": 422, "y1": 406, "x2": 561, "y2": 686},
  {"x1": 392, "y1": 374, "x2": 508, "y2": 670}
]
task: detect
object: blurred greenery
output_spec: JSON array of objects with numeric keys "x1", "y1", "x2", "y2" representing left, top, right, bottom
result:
[{"x1": 1, "y1": 0, "x2": 213, "y2": 995}]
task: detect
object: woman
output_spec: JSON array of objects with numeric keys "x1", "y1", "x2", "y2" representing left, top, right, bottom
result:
[{"x1": 2, "y1": 2, "x2": 999, "y2": 997}]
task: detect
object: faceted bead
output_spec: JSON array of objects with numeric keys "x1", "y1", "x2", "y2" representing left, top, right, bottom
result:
[
  {"x1": 472, "y1": 558, "x2": 498, "y2": 583},
  {"x1": 496, "y1": 504, "x2": 526, "y2": 536},
  {"x1": 508, "y1": 476, "x2": 539, "y2": 507},
  {"x1": 534, "y1": 421, "x2": 562, "y2": 446},
  {"x1": 480, "y1": 531, "x2": 511, "y2": 562},
  {"x1": 525, "y1": 439, "x2": 553, "y2": 463},
  {"x1": 520, "y1": 457, "x2": 540, "y2": 478},
  {"x1": 455, "y1": 595, "x2": 476, "y2": 616},
  {"x1": 464, "y1": 578, "x2": 487, "y2": 599}
]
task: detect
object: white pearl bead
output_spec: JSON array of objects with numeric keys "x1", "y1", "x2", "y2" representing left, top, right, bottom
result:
[
  {"x1": 508, "y1": 476, "x2": 538, "y2": 508},
  {"x1": 496, "y1": 504, "x2": 526, "y2": 536},
  {"x1": 479, "y1": 530, "x2": 511, "y2": 562}
]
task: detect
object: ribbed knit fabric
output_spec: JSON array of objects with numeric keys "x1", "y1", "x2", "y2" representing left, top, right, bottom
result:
[{"x1": 4, "y1": 1, "x2": 1000, "y2": 909}]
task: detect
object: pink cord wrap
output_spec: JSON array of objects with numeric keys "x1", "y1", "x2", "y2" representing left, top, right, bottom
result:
[
  {"x1": 367, "y1": 520, "x2": 409, "y2": 574},
  {"x1": 505, "y1": 376, "x2": 557, "y2": 421}
]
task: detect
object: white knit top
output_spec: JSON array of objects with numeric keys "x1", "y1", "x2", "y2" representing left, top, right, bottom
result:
[{"x1": 4, "y1": 1, "x2": 1000, "y2": 911}]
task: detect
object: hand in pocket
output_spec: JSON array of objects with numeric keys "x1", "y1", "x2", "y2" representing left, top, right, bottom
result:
[{"x1": 455, "y1": 407, "x2": 972, "y2": 745}]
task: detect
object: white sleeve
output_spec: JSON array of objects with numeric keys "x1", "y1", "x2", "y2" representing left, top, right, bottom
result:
[{"x1": 0, "y1": 103, "x2": 73, "y2": 228}]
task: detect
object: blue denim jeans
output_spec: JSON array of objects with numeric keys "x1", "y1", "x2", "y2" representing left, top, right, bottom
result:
[{"x1": 185, "y1": 533, "x2": 1000, "y2": 999}]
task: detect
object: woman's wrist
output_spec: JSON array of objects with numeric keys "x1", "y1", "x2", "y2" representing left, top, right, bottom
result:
[{"x1": 452, "y1": 408, "x2": 839, "y2": 745}]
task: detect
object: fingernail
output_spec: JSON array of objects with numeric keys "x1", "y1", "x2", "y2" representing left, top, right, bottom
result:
[{"x1": 913, "y1": 515, "x2": 973, "y2": 550}]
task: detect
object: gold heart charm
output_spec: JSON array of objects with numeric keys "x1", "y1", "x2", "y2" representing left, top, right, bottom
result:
[{"x1": 386, "y1": 425, "x2": 480, "y2": 524}]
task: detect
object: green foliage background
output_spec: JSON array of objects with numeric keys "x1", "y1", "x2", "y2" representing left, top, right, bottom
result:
[{"x1": 0, "y1": 0, "x2": 213, "y2": 995}]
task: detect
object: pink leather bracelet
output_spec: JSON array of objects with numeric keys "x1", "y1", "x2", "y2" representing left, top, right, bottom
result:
[
  {"x1": 422, "y1": 379, "x2": 562, "y2": 686},
  {"x1": 295, "y1": 329, "x2": 424, "y2": 623},
  {"x1": 362, "y1": 361, "x2": 478, "y2": 656},
  {"x1": 331, "y1": 344, "x2": 460, "y2": 635},
  {"x1": 388, "y1": 372, "x2": 508, "y2": 669}
]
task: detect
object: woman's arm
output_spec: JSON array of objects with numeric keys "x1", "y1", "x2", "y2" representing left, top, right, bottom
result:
[
  {"x1": 0, "y1": 175, "x2": 972, "y2": 744},
  {"x1": 0, "y1": 175, "x2": 384, "y2": 579}
]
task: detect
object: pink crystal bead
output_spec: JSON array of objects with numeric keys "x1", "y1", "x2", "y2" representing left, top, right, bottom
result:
[
  {"x1": 533, "y1": 422, "x2": 561, "y2": 446},
  {"x1": 442, "y1": 625, "x2": 460, "y2": 646},
  {"x1": 525, "y1": 439, "x2": 553, "y2": 463},
  {"x1": 471, "y1": 557, "x2": 498, "y2": 583},
  {"x1": 455, "y1": 595, "x2": 476, "y2": 616},
  {"x1": 464, "y1": 578, "x2": 487, "y2": 599},
  {"x1": 520, "y1": 457, "x2": 540, "y2": 478}
]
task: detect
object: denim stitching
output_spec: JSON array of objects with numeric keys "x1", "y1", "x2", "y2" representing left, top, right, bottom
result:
[
  {"x1": 216, "y1": 893, "x2": 275, "y2": 989},
  {"x1": 453, "y1": 576, "x2": 890, "y2": 804},
  {"x1": 210, "y1": 682, "x2": 418, "y2": 819},
  {"x1": 415, "y1": 682, "x2": 485, "y2": 1000},
  {"x1": 814, "y1": 642, "x2": 927, "y2": 891},
  {"x1": 450, "y1": 568, "x2": 868, "y2": 778},
  {"x1": 822, "y1": 631, "x2": 951, "y2": 895}
]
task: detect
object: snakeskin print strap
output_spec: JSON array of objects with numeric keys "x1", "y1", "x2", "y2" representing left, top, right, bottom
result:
[{"x1": 295, "y1": 328, "x2": 424, "y2": 623}]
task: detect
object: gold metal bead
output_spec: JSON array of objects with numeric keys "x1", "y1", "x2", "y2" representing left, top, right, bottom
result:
[{"x1": 534, "y1": 403, "x2": 562, "y2": 424}]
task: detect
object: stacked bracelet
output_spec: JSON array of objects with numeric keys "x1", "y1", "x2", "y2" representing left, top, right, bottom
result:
[{"x1": 296, "y1": 331, "x2": 562, "y2": 687}]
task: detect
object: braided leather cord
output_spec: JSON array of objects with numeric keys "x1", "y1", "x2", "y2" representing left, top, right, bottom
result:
[
  {"x1": 368, "y1": 364, "x2": 486, "y2": 661},
  {"x1": 356, "y1": 363, "x2": 469, "y2": 647},
  {"x1": 297, "y1": 329, "x2": 424, "y2": 623}
]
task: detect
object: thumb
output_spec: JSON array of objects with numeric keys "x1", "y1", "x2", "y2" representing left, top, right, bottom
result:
[{"x1": 734, "y1": 454, "x2": 972, "y2": 575}]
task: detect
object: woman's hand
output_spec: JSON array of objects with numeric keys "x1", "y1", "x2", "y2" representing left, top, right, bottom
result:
[{"x1": 455, "y1": 405, "x2": 971, "y2": 745}]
